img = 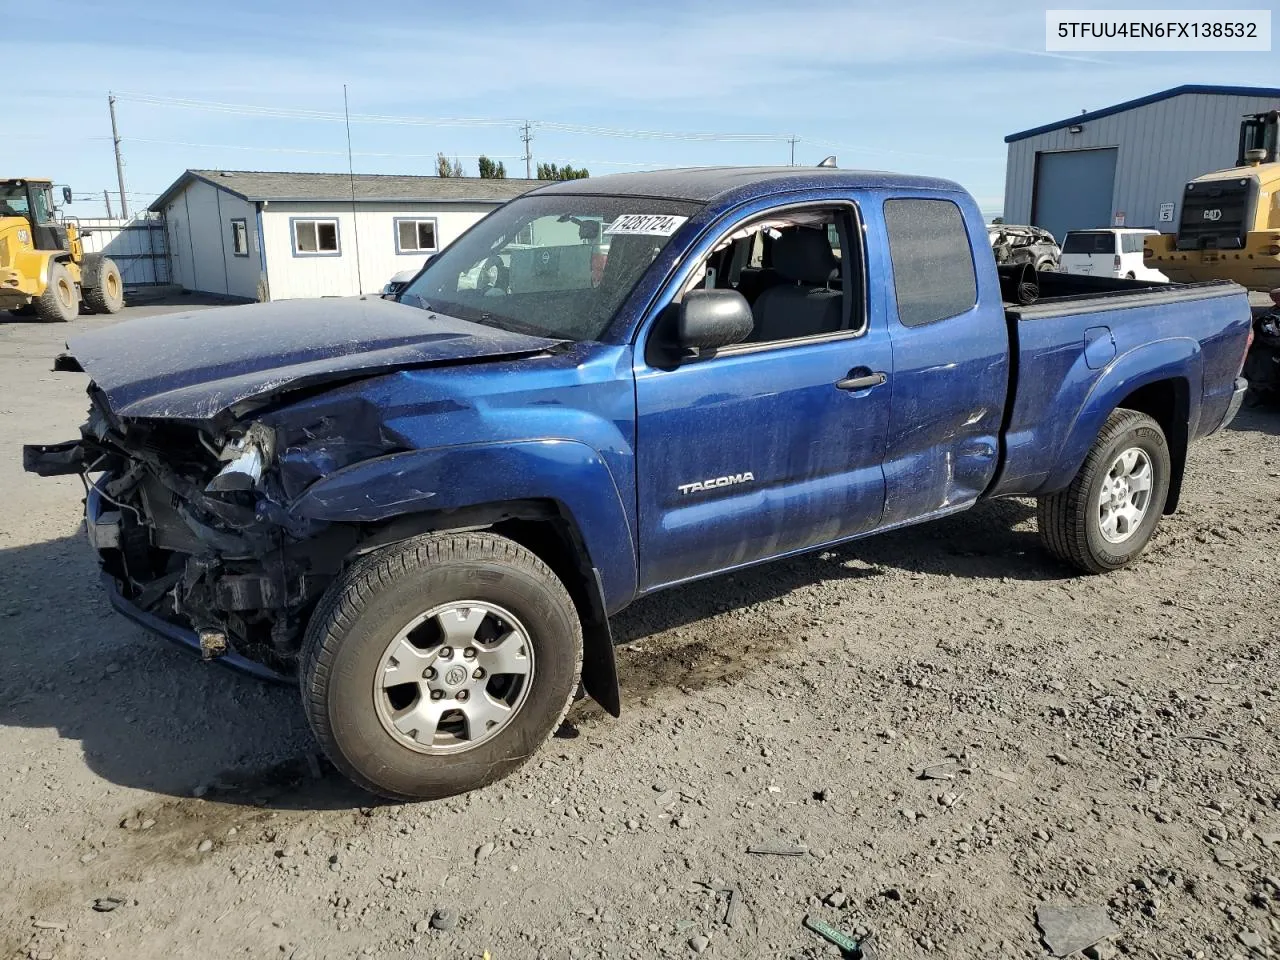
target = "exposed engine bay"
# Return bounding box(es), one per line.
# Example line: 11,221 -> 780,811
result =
24,386 -> 407,676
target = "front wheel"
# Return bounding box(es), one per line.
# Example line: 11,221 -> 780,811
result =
34,262 -> 79,322
300,532 -> 583,801
1037,409 -> 1171,573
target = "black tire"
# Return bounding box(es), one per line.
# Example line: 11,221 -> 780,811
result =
33,261 -> 79,322
1037,260 -> 1057,273
7,304 -> 35,317
1037,409 -> 1171,574
300,532 -> 583,801
83,256 -> 125,314
1125,271 -> 1136,280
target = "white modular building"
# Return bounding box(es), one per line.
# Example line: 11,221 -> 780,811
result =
1003,84 -> 1280,244
149,170 -> 543,301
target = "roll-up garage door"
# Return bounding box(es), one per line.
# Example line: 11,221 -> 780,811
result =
1032,147 -> 1118,245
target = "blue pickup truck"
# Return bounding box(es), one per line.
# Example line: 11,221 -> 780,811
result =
25,168 -> 1251,800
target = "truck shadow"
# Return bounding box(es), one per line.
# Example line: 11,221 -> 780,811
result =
610,496 -> 1063,701
1229,403 -> 1280,436
0,498 -> 1063,811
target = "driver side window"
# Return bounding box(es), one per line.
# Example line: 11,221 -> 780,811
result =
678,206 -> 862,347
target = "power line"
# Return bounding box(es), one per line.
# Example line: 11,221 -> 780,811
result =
115,92 -> 794,144
110,90 -> 995,166
113,137 -> 524,161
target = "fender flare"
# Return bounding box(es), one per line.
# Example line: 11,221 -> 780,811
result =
1043,337 -> 1199,497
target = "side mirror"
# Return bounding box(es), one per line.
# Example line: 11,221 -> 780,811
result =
62,186 -> 73,205
676,289 -> 754,351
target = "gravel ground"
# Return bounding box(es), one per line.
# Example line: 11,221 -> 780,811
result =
2,303 -> 1278,960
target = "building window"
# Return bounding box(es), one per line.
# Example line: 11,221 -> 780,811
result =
395,218 -> 438,254
230,218 -> 249,257
883,198 -> 977,328
292,218 -> 340,256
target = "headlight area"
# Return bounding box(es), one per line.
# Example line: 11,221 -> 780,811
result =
80,415 -> 361,675
81,400 -> 408,675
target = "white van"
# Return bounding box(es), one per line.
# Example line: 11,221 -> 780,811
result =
1059,229 -> 1169,281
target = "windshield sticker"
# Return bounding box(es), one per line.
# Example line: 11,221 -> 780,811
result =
604,214 -> 688,237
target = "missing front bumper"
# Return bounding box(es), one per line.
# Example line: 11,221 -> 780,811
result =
86,483 -> 289,684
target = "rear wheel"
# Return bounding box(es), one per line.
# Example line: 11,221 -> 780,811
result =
83,257 -> 125,314
1037,260 -> 1056,273
300,532 -> 583,801
1037,409 -> 1171,573
33,262 -> 78,322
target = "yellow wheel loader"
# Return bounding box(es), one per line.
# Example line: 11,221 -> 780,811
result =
0,178 -> 124,322
1145,110 -> 1280,291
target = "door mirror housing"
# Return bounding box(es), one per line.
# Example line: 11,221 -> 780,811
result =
61,186 -> 73,205
676,289 -> 754,352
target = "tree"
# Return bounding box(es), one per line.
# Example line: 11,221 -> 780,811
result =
536,162 -> 590,181
436,153 -> 466,178
478,156 -> 507,179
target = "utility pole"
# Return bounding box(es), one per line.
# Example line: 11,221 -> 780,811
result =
521,122 -> 534,179
108,94 -> 129,219
789,136 -> 797,166
103,190 -> 114,219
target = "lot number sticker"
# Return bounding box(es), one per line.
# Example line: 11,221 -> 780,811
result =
605,214 -> 688,237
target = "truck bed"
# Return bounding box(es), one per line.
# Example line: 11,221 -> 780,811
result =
990,277 -> 1251,499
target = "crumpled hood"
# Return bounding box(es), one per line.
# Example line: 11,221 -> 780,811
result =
66,297 -> 559,420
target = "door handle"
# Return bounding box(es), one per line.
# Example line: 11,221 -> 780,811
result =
835,370 -> 887,391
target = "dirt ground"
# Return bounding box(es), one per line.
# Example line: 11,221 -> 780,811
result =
1,301 -> 1278,960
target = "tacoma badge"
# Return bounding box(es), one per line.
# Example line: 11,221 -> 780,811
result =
677,472 -> 755,495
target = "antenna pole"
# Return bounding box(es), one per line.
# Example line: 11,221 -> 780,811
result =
108,94 -> 129,219
521,122 -> 534,179
344,84 -> 364,296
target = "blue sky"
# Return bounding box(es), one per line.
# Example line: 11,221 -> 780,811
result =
12,0 -> 1277,219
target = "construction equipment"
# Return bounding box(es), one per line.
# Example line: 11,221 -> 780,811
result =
1145,110 -> 1280,291
0,178 -> 124,322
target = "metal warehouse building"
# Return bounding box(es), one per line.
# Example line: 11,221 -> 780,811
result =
149,170 -> 541,301
1003,84 -> 1280,244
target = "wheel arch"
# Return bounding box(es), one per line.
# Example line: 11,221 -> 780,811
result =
290,436 -> 636,718
1042,339 -> 1200,509
345,497 -> 622,719
1113,378 -> 1190,513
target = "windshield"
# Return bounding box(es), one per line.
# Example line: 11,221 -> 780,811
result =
401,194 -> 703,341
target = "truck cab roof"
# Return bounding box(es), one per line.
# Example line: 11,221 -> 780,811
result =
532,166 -> 964,204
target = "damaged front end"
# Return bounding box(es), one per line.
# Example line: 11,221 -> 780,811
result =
24,388 -> 401,680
